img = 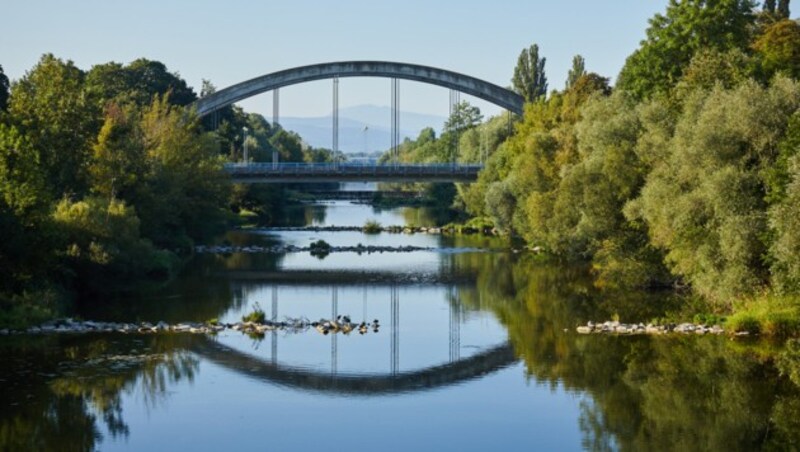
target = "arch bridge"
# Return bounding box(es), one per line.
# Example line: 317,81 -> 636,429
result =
194,61 -> 523,183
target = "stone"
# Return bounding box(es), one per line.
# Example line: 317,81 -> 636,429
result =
576,326 -> 592,334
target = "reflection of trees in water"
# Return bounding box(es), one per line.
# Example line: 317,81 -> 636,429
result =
455,253 -> 800,450
0,334 -> 198,451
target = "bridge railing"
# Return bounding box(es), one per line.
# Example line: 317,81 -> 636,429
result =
223,162 -> 484,175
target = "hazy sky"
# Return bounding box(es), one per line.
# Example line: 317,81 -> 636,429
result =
2,0 -> 669,119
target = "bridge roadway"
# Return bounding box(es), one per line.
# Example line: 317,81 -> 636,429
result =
224,162 -> 482,183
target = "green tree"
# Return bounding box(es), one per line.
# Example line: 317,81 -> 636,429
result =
617,0 -> 758,99
630,78 -> 800,303
753,19 -> 800,80
676,48 -> 753,94
268,129 -> 305,162
0,65 -> 9,113
565,55 -> 586,90
444,101 -> 483,135
136,97 -> 231,250
85,59 -> 197,109
0,124 -> 54,292
90,103 -> 147,201
8,54 -> 100,195
778,0 -> 791,17
769,113 -> 800,292
512,44 -> 548,102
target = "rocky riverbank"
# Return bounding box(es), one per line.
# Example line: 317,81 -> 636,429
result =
576,321 -> 731,336
0,317 -> 379,337
254,225 -> 498,235
195,244 -> 434,254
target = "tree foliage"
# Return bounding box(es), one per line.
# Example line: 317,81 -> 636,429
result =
753,19 -> 800,80
630,78 -> 800,302
8,54 -> 101,196
512,44 -> 548,102
0,65 -> 9,113
617,0 -> 758,99
566,55 -> 586,90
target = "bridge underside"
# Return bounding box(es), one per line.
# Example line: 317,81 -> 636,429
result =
225,164 -> 481,184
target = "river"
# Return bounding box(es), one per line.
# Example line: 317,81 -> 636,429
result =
1,198 -> 800,451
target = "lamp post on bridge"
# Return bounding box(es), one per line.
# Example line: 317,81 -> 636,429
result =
242,126 -> 249,163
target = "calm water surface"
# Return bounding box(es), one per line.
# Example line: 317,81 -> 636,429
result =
2,199 -> 800,451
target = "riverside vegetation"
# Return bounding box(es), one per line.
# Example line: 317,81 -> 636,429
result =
2,0 -> 800,341
386,0 -> 800,340
0,57 -> 338,327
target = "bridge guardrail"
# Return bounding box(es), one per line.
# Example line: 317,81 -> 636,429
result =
223,162 -> 483,175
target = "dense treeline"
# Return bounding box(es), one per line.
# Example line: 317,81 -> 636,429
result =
396,1 -> 800,332
0,55 -> 334,326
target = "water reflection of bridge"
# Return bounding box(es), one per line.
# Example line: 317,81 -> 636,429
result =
200,275 -> 515,395
193,336 -> 515,396
220,269 -> 476,286
245,285 -> 468,376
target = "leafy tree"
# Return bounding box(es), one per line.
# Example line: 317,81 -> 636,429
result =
617,0 -> 758,99
0,124 -> 54,292
753,19 -> 800,80
565,55 -> 586,90
444,101 -> 483,134
268,129 -> 304,162
778,0 -> 791,17
0,65 -> 9,113
85,59 -> 197,108
629,78 -> 800,303
8,54 -> 101,196
769,113 -> 800,292
90,103 -> 147,201
512,44 -> 548,102
765,0 -> 777,12
133,96 -> 230,250
676,48 -> 754,94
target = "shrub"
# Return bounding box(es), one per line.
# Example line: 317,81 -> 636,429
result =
363,220 -> 382,234
242,302 -> 266,323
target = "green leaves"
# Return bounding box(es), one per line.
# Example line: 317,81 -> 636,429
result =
512,44 -> 548,102
617,0 -> 758,99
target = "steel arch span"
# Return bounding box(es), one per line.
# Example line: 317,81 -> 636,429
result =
193,61 -> 525,116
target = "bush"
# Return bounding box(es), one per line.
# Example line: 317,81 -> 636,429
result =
727,294 -> 800,338
242,302 -> 266,323
363,220 -> 382,234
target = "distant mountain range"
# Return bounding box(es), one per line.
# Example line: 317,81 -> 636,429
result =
278,105 -> 446,153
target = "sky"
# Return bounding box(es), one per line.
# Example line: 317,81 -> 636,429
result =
2,0 -> 669,120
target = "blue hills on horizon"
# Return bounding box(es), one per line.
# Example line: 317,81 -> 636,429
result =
277,104 -> 446,153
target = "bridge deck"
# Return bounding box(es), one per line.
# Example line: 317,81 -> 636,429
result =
224,163 -> 482,183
